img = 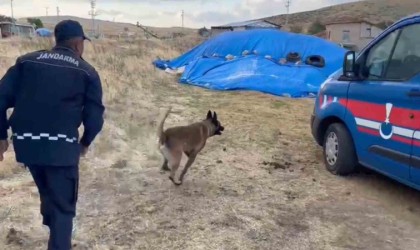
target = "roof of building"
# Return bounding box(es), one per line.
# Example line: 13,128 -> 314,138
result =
211,19 -> 281,29
0,22 -> 35,28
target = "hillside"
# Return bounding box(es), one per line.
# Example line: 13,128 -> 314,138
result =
17,15 -> 197,38
263,0 -> 420,31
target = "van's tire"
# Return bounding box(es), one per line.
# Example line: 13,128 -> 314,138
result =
322,123 -> 358,175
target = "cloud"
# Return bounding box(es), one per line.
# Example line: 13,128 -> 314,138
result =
96,9 -> 123,16
45,0 -> 223,4
187,1 -> 251,26
2,0 -> 361,28
187,0 -> 361,27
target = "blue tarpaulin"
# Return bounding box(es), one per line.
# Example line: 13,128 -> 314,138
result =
153,29 -> 347,98
36,28 -> 53,37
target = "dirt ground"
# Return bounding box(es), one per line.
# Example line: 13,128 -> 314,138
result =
1,38 -> 420,250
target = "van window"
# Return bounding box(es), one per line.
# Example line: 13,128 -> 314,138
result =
364,29 -> 399,80
385,24 -> 420,80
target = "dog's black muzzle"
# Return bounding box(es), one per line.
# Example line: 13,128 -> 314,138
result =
215,126 -> 224,135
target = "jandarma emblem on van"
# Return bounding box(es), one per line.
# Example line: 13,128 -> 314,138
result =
36,53 -> 80,67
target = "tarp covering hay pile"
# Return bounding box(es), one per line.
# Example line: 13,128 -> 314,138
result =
153,29 -> 347,98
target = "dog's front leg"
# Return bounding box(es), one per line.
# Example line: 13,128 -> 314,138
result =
179,154 -> 197,183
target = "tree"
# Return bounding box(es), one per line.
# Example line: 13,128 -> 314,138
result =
27,18 -> 44,29
0,15 -> 15,23
290,25 -> 303,33
308,20 -> 326,35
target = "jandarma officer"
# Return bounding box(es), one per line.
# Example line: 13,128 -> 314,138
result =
0,20 -> 105,249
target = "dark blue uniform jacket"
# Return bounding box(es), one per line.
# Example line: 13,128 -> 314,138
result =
0,46 -> 105,166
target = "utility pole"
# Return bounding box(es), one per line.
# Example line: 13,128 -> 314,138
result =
285,0 -> 291,26
88,0 -> 98,35
56,6 -> 60,23
181,10 -> 184,28
10,0 -> 14,22
10,0 -> 15,35
45,7 -> 49,16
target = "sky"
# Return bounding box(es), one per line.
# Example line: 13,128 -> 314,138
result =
1,0 -> 360,28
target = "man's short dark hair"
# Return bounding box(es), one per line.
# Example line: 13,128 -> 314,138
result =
56,37 -> 84,47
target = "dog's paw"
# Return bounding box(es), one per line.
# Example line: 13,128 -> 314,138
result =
161,167 -> 170,172
169,176 -> 182,186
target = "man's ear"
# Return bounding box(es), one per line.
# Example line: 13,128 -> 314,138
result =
75,40 -> 84,57
207,110 -> 212,120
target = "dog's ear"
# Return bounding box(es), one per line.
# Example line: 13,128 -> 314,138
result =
213,111 -> 218,121
207,110 -> 212,120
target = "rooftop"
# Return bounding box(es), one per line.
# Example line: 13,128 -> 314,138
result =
0,22 -> 35,28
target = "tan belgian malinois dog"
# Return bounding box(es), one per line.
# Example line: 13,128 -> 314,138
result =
157,107 -> 224,185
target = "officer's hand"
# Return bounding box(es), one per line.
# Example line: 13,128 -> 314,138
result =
0,140 -> 9,161
81,146 -> 89,157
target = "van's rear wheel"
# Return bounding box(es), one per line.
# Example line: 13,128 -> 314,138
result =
323,123 -> 357,175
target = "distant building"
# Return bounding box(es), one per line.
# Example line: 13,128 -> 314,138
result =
198,27 -> 210,37
210,20 -> 281,36
0,22 -> 35,38
324,18 -> 383,51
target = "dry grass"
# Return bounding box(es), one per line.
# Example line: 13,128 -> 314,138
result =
1,36 -> 420,250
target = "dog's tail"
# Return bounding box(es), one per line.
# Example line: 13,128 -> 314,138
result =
157,106 -> 172,144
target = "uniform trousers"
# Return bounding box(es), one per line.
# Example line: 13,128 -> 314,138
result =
27,165 -> 79,250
